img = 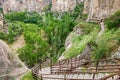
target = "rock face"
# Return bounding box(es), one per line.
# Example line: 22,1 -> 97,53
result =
83,0 -> 120,20
52,0 -> 83,12
0,0 -> 84,13
59,25 -> 83,60
112,47 -> 120,59
0,13 -> 3,30
0,40 -> 28,79
0,0 -> 51,13
65,25 -> 83,51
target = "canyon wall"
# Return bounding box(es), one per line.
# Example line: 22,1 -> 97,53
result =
0,0 -> 84,13
0,40 -> 28,79
0,0 -> 52,13
52,0 -> 83,12
83,0 -> 120,20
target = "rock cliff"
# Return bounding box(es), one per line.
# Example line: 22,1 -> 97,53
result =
83,0 -> 120,20
0,0 -> 84,13
52,0 -> 83,12
0,12 -> 3,30
0,40 -> 28,79
0,0 -> 51,13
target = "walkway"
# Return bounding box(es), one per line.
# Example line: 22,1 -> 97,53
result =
32,56 -> 120,80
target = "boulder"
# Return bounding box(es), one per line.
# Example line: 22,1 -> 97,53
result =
0,40 -> 29,80
112,47 -> 120,59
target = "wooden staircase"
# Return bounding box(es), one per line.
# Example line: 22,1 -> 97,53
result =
32,56 -> 120,80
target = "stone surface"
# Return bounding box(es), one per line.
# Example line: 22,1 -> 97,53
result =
65,25 -> 83,51
0,13 -> 3,30
83,0 -> 120,20
0,0 -> 84,13
112,47 -> 120,59
59,24 -> 92,61
52,0 -> 83,12
0,0 -> 52,13
0,40 -> 28,79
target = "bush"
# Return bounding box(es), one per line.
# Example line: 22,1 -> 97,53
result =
7,22 -> 24,43
72,2 -> 84,19
4,11 -> 42,24
4,12 -> 26,21
105,10 -> 120,29
0,32 -> 7,40
0,7 -> 3,13
21,72 -> 34,80
24,11 -> 42,23
18,24 -> 49,67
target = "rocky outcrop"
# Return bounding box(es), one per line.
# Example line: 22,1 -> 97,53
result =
0,13 -> 3,30
0,40 -> 28,79
112,47 -> 120,59
1,0 -> 51,14
83,0 -> 120,20
65,25 -> 83,51
0,0 -> 84,13
52,0 -> 83,12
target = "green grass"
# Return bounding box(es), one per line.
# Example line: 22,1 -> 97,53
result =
21,72 -> 34,80
105,10 -> 120,29
63,22 -> 100,59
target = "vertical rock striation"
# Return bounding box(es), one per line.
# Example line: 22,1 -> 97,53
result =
83,0 -> 120,20
52,0 -> 83,12
0,0 -> 52,13
0,40 -> 29,79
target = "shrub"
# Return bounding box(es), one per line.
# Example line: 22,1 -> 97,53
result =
4,11 -> 42,24
4,12 -> 26,21
7,22 -> 24,43
21,72 -> 34,80
105,10 -> 120,29
72,2 -> 84,19
24,11 -> 42,23
0,32 -> 7,40
0,7 -> 3,13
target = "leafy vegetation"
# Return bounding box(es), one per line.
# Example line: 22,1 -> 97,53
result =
72,2 -> 84,20
90,10 -> 120,60
2,9 -> 77,66
91,28 -> 120,60
4,11 -> 42,24
0,7 -> 3,13
18,24 -> 48,67
92,10 -> 120,60
105,10 -> 120,29
3,2 -> 120,66
21,72 -> 34,80
64,22 -> 100,58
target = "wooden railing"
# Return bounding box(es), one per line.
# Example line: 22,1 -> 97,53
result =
32,58 -> 120,80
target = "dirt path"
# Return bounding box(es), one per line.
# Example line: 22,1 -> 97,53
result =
10,35 -> 26,53
98,22 -> 105,37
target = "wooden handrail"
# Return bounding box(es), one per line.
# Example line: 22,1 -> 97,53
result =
32,57 -> 120,80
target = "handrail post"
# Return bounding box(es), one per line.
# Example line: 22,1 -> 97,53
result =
71,58 -> 72,70
59,61 -> 61,73
64,73 -> 66,80
39,61 -> 41,70
50,58 -> 52,74
93,61 -> 99,79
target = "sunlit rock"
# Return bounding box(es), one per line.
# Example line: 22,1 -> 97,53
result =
0,40 -> 29,80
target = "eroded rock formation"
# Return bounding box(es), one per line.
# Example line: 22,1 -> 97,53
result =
0,40 -> 28,79
0,0 -> 51,13
83,0 -> 120,20
52,0 -> 83,12
0,12 -> 3,30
